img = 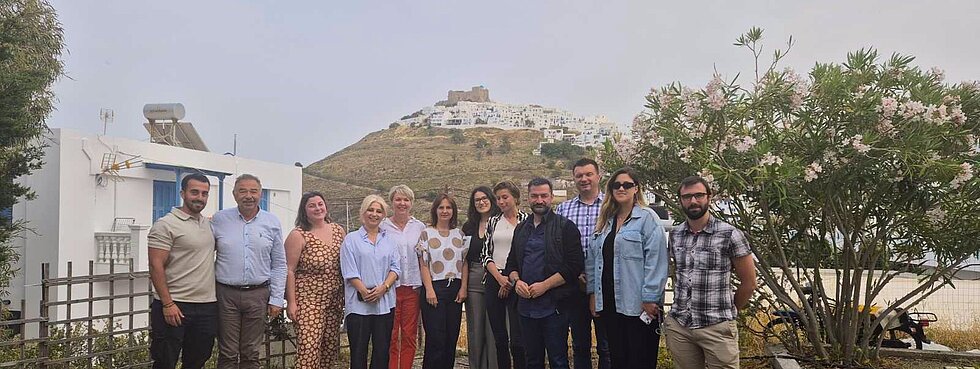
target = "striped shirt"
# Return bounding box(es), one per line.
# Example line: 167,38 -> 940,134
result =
668,216 -> 752,328
555,192 -> 604,253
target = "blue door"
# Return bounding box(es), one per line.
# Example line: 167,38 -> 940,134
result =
260,189 -> 270,211
153,181 -> 177,222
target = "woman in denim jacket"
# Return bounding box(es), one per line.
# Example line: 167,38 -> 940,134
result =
585,167 -> 669,369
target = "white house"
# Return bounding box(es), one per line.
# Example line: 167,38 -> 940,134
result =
7,127 -> 302,334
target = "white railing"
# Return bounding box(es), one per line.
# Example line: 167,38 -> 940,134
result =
95,232 -> 132,264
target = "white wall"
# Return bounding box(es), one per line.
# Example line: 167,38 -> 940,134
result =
10,137 -> 61,322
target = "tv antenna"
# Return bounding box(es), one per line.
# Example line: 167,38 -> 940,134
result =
100,108 -> 115,135
99,149 -> 144,183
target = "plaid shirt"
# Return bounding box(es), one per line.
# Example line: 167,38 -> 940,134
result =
669,215 -> 752,328
555,192 -> 604,253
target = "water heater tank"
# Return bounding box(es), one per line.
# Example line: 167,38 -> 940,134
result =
143,103 -> 186,121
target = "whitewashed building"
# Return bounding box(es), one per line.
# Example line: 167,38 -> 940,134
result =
7,125 -> 302,333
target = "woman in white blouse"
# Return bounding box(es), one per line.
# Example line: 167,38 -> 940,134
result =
481,181 -> 529,369
418,193 -> 468,369
380,185 -> 427,369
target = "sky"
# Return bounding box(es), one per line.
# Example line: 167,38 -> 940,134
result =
47,1 -> 980,165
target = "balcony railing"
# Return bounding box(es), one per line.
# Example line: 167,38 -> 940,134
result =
95,232 -> 132,264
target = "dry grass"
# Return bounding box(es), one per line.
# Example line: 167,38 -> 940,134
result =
303,126 -> 568,227
927,323 -> 980,351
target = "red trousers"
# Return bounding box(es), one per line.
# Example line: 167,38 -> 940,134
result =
389,286 -> 420,369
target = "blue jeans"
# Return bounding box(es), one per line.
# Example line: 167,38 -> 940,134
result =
520,309 -> 570,369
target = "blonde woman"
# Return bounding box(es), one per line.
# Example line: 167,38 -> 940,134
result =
341,195 -> 400,369
380,185 -> 426,369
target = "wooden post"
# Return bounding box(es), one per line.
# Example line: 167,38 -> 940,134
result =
128,259 -> 136,366
88,261 -> 95,369
107,259 -> 116,368
66,261 -> 73,366
39,263 -> 50,369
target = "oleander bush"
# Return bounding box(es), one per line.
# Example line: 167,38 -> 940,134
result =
603,27 -> 980,365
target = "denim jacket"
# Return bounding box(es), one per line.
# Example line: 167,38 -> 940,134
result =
585,205 -> 669,316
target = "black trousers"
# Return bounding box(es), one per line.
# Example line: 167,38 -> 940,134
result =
346,311 -> 395,369
568,289 -> 611,369
150,299 -> 218,369
600,311 -> 661,369
420,279 -> 464,369
485,276 -> 526,369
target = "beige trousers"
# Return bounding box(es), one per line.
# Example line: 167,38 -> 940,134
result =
664,315 -> 739,369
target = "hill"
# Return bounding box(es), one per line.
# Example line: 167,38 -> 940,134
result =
302,126 -> 581,227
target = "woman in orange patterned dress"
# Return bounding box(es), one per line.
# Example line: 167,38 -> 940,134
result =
285,191 -> 347,369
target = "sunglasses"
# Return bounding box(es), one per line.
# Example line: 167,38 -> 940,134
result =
611,181 -> 637,190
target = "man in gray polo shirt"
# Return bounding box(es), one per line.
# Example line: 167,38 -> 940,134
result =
148,173 -> 218,369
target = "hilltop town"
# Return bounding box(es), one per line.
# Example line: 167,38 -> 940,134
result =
393,86 -> 620,149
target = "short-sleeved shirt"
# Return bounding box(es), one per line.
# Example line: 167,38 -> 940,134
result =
668,216 -> 752,328
417,227 -> 467,281
518,223 -> 555,318
147,207 -> 216,303
380,217 -> 426,288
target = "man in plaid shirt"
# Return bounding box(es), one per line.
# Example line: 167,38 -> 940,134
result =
555,158 -> 610,369
665,176 -> 756,369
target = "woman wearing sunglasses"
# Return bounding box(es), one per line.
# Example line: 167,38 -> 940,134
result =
585,167 -> 669,369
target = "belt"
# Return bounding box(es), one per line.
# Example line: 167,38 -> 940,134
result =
219,281 -> 270,290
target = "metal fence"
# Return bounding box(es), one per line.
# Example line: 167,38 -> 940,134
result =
0,260 -> 298,369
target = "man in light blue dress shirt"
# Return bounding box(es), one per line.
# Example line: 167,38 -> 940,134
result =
211,174 -> 287,369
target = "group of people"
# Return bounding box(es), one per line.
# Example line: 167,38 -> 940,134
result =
148,157 -> 757,369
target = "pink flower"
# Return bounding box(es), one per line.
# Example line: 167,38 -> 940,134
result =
614,136 -> 638,164
950,105 -> 967,125
950,162 -> 974,190
804,162 -> 823,182
823,150 -> 840,167
733,136 -> 757,153
785,68 -> 810,111
878,97 -> 899,117
647,131 -> 665,148
698,168 -> 715,184
707,91 -> 726,111
706,75 -> 725,93
760,152 -> 783,166
876,119 -> 895,136
900,101 -> 926,119
929,67 -> 945,82
683,98 -> 703,119
849,134 -> 871,154
678,147 -> 693,163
